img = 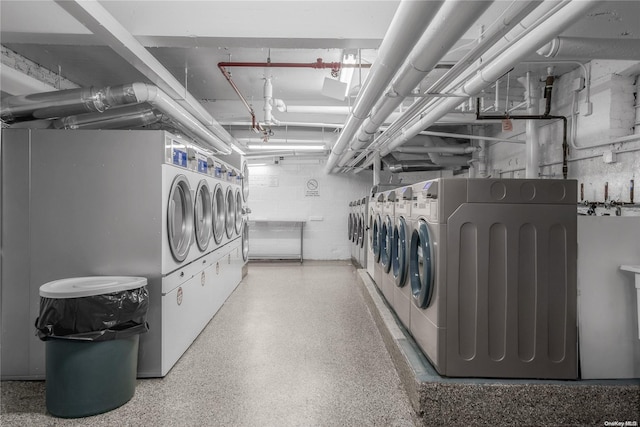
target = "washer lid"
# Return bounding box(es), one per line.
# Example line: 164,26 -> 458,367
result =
39,276 -> 147,298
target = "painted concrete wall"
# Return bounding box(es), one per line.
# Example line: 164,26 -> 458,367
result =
486,60 -> 640,207
248,159 -> 372,260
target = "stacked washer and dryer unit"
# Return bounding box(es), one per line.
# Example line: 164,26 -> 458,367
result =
376,178 -> 578,379
1,129 -> 245,380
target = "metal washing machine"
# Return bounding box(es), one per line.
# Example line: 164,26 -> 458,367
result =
348,201 -> 356,264
380,190 -> 396,307
392,185 -> 412,330
408,178 -> 577,379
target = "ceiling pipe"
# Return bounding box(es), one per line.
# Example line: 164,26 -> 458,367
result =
54,0 -> 236,151
345,0 -> 550,172
378,0 -> 602,160
53,103 -> 161,130
422,136 -> 472,166
218,58 -> 371,73
323,0 -> 445,174
0,82 -> 233,154
381,154 -> 444,173
537,36 -> 640,60
338,0 -> 494,169
395,146 -> 477,155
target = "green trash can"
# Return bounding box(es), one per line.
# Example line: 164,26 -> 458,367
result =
36,276 -> 149,418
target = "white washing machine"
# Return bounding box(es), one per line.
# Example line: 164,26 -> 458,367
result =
240,160 -> 250,277
392,185 -> 412,330
407,178 -> 578,379
366,193 -> 380,281
380,190 -> 396,307
0,129 -> 246,380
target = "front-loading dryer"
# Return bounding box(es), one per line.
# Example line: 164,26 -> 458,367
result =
392,185 -> 412,330
357,197 -> 368,269
366,192 -> 378,279
372,193 -> 385,290
380,190 -> 396,307
408,178 -> 578,379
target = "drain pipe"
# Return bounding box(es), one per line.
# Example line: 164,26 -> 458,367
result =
373,152 -> 381,187
339,0 -> 494,168
323,0 -> 445,174
378,0 -> 600,166
477,127 -> 488,178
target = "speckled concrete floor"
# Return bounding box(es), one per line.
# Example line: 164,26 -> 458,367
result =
1,261 -> 417,426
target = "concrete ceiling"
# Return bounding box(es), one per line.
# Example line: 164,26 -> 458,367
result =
2,0 -> 640,165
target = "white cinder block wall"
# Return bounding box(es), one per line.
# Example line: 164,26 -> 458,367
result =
248,160 -> 372,260
487,59 -> 640,203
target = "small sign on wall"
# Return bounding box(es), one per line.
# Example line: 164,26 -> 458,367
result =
305,178 -> 320,198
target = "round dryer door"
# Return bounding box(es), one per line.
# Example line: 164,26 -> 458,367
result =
212,184 -> 225,244
235,189 -> 243,235
241,161 -> 249,202
194,180 -> 212,252
381,215 -> 393,273
410,219 -> 435,308
167,175 -> 194,262
393,216 -> 409,287
348,213 -> 354,241
225,187 -> 235,238
372,214 -> 381,263
358,215 -> 364,248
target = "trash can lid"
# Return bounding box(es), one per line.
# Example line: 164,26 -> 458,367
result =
39,276 -> 147,299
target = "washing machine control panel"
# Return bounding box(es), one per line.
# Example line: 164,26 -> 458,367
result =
414,180 -> 439,222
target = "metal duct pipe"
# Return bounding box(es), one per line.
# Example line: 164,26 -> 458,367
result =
537,36 -> 640,60
381,155 -> 443,173
343,0 -> 493,168
323,0 -> 445,173
395,145 -> 477,154
1,87 -> 106,121
379,0 -> 601,158
1,82 -> 232,154
53,103 -> 160,130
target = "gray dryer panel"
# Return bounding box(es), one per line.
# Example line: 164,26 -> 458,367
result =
444,201 -> 577,379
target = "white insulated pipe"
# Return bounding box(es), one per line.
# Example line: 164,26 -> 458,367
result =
537,36 -> 640,60
130,83 -> 232,154
380,0 -> 602,158
323,0 -> 445,174
282,105 -> 351,115
395,146 -> 477,155
342,0 -> 494,168
518,72 -> 541,178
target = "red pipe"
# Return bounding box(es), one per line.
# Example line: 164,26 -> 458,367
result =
217,58 -> 371,133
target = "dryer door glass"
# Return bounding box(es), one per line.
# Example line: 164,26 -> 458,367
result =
393,216 -> 408,287
381,216 -> 393,273
194,180 -> 212,252
241,161 -> 249,202
212,185 -> 225,244
410,220 -> 434,308
225,187 -> 235,238
373,215 -> 381,262
358,215 -> 364,248
348,213 -> 353,241
242,220 -> 249,262
168,175 -> 194,262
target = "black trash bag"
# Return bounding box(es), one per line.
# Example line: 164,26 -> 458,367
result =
35,286 -> 149,341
